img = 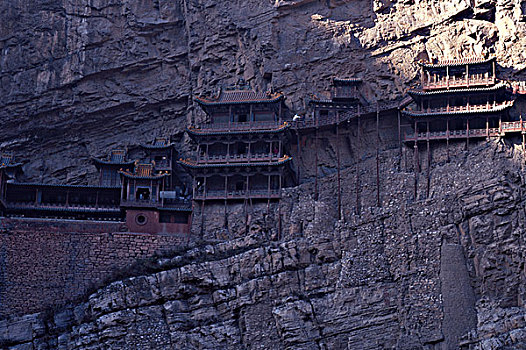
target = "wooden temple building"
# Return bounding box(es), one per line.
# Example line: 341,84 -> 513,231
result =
0,143 -> 192,234
180,85 -> 294,206
300,78 -> 364,129
402,56 -> 515,142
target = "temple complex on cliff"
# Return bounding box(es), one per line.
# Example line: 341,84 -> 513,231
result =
0,59 -> 525,235
180,84 -> 294,206
0,141 -> 191,234
402,56 -> 516,142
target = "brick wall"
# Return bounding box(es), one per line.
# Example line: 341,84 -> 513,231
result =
0,218 -> 192,318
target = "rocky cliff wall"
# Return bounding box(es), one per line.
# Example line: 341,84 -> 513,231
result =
1,0 -> 526,183
2,0 -> 526,348
0,218 -> 191,319
2,138 -> 526,349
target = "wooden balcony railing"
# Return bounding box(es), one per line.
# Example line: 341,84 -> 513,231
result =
407,101 -> 513,116
194,121 -> 283,132
154,160 -> 172,169
194,189 -> 281,200
6,202 -> 121,212
422,75 -> 495,90
197,153 -> 281,164
403,121 -> 526,142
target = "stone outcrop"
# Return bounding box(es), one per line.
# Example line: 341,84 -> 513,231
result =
2,138 -> 526,348
2,0 -> 526,348
1,0 -> 526,183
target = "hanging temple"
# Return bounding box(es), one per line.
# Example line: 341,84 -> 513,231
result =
1,56 -> 526,235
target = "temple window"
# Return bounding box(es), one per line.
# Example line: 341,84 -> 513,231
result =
136,187 -> 150,201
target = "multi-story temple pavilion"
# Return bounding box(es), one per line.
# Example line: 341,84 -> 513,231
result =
402,56 -> 515,142
92,149 -> 134,187
179,85 -> 293,203
300,78 -> 363,129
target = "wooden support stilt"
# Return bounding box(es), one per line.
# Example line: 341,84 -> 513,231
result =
398,109 -> 402,170
521,114 -> 525,151
426,122 -> 430,199
376,104 -> 380,207
336,121 -> 342,219
486,117 -> 489,141
296,129 -> 301,184
466,118 -> 470,149
244,174 -> 249,233
446,118 -> 450,162
200,199 -> 205,238
356,107 -> 361,214
314,115 -> 319,201
224,176 -> 228,231
414,140 -> 418,201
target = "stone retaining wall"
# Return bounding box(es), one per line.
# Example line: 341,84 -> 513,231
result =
0,218 -> 191,318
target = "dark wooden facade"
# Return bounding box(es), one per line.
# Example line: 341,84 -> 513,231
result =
0,142 -> 191,234
180,86 -> 293,202
402,56 -> 515,142
299,78 -> 364,129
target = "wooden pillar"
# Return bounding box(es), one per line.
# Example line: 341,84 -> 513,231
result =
398,109 -> 402,169
446,118 -> 450,162
486,117 -> 489,140
200,199 -> 205,238
296,130 -> 301,183
446,66 -> 450,89
336,122 -> 342,219
466,118 -> 470,149
492,60 -> 496,79
376,104 -> 380,207
356,106 -> 361,214
414,140 -> 418,201
314,125 -> 319,201
268,174 -> 271,197
426,121 -> 430,199
466,64 -> 469,87
121,178 -> 125,200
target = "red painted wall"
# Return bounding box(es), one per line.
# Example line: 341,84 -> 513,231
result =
126,209 -> 191,234
0,218 -> 191,318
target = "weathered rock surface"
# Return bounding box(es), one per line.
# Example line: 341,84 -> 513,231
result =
1,0 -> 526,183
1,139 -> 526,349
2,0 -> 526,349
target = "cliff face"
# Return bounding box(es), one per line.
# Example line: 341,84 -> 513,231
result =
1,0 -> 526,182
2,0 -> 526,349
2,139 -> 526,349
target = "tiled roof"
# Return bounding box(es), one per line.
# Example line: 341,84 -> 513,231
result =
120,163 -> 168,180
333,77 -> 362,84
186,123 -> 290,136
195,90 -> 284,106
419,56 -> 495,68
92,149 -> 133,166
8,182 -> 121,189
141,137 -> 174,150
408,82 -> 506,96
0,153 -> 22,169
178,155 -> 293,169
